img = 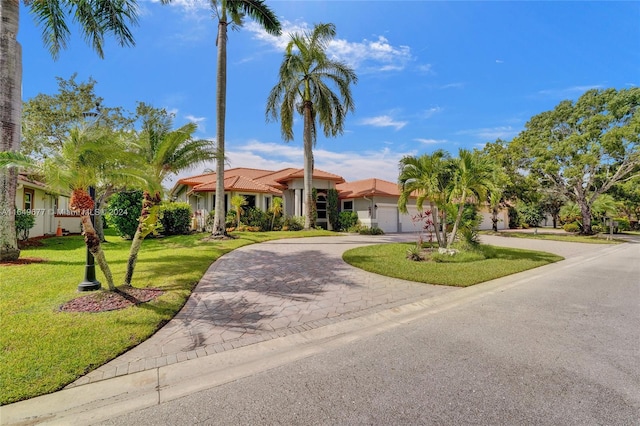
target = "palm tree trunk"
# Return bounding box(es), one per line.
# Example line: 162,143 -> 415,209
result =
448,191 -> 467,248
80,214 -> 115,290
0,0 -> 22,261
303,101 -> 314,230
428,202 -> 444,247
211,19 -> 228,237
123,191 -> 160,286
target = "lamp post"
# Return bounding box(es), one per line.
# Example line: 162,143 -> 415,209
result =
78,107 -> 101,291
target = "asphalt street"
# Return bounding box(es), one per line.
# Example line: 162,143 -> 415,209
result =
97,239 -> 640,425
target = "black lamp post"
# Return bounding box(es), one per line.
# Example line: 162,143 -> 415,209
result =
78,107 -> 101,291
78,186 -> 101,291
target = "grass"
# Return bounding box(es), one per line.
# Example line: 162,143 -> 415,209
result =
343,243 -> 563,287
482,230 -> 623,244
0,228 -> 333,405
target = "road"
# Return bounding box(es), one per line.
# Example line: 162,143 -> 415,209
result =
97,239 -> 640,425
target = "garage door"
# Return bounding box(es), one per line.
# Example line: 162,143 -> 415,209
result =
376,206 -> 398,233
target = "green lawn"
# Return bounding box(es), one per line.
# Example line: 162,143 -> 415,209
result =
482,230 -> 622,244
0,229 -> 333,405
343,243 -> 563,287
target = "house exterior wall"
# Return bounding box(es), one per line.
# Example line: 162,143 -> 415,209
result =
15,182 -> 81,238
478,206 -> 510,230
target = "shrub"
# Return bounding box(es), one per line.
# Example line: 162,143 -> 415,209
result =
517,202 -> 544,227
591,224 -> 603,234
327,189 -> 339,230
406,245 -> 424,261
159,202 -> 192,235
615,218 -> 630,232
15,210 -> 36,241
106,190 -> 143,239
338,211 -> 359,231
282,215 -> 304,231
563,222 -> 580,233
244,207 -> 271,231
355,225 -> 384,235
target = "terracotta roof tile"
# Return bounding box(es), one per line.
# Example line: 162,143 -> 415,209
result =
274,168 -> 345,184
336,178 -> 405,198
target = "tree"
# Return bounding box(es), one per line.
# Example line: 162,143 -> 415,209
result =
269,196 -> 283,231
22,74 -> 132,158
447,149 -> 496,247
511,88 -> 640,234
210,0 -> 281,238
539,191 -> 566,228
266,23 -> 357,230
122,103 -> 215,286
230,194 -> 247,229
1,0 -> 140,260
610,175 -> 640,225
398,150 -> 452,248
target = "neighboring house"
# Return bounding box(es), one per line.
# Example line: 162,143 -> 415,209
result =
171,168 -> 509,232
15,173 -> 82,238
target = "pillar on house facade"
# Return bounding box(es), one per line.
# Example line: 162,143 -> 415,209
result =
294,189 -> 302,217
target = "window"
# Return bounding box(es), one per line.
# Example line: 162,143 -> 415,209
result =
316,194 -> 327,219
342,200 -> 353,211
23,189 -> 34,211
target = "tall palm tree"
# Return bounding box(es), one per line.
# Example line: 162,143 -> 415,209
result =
123,104 -> 215,286
398,150 -> 452,248
210,0 -> 281,237
266,23 -> 357,229
0,0 -> 140,261
447,149 -> 496,247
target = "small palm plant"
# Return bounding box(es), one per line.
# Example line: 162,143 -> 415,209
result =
230,195 -> 248,229
269,197 -> 283,231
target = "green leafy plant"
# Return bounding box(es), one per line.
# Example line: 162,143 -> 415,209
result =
338,211 -> 359,231
159,202 -> 191,235
563,222 -> 581,233
106,190 -> 143,239
15,210 -> 36,241
406,244 -> 424,261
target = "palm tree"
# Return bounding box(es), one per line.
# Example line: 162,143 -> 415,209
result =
123,104 -> 216,286
230,194 -> 247,229
210,0 -> 281,238
266,23 -> 357,230
447,149 -> 496,248
0,128 -> 132,289
269,196 -> 283,231
398,150 -> 452,248
0,0 -> 140,261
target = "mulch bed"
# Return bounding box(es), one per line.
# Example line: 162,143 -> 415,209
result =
0,257 -> 48,266
60,287 -> 164,313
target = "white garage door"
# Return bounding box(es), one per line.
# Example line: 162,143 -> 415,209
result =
376,206 -> 398,233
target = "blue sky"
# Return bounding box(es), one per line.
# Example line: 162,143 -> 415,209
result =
20,1 -> 640,185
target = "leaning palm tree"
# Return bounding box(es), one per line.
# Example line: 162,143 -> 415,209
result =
266,23 -> 357,229
0,0 -> 140,260
398,150 -> 452,248
209,0 -> 281,238
447,149 -> 496,248
123,104 -> 216,286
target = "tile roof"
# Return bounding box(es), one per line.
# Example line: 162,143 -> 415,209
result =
336,178 -> 405,198
176,167 -> 345,195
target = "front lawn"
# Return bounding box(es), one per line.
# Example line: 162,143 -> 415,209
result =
0,229 -> 333,405
483,230 -> 622,244
343,243 -> 563,287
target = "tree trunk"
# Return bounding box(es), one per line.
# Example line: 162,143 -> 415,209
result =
428,202 -> 444,248
123,191 -> 160,286
0,0 -> 21,261
579,200 -> 593,235
303,101 -> 314,230
80,214 -> 115,290
448,191 -> 467,248
211,19 -> 228,237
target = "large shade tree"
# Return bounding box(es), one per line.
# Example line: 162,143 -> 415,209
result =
0,0 -> 140,260
209,0 -> 281,237
266,23 -> 357,229
511,88 -> 640,234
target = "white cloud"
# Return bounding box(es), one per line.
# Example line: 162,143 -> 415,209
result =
246,20 -> 414,72
537,84 -> 604,98
438,82 -> 465,90
166,140 -> 415,186
457,126 -> 519,141
359,115 -> 408,130
421,107 -> 442,119
414,138 -> 446,145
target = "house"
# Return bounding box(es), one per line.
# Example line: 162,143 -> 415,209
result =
171,167 -> 509,233
15,173 -> 82,238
